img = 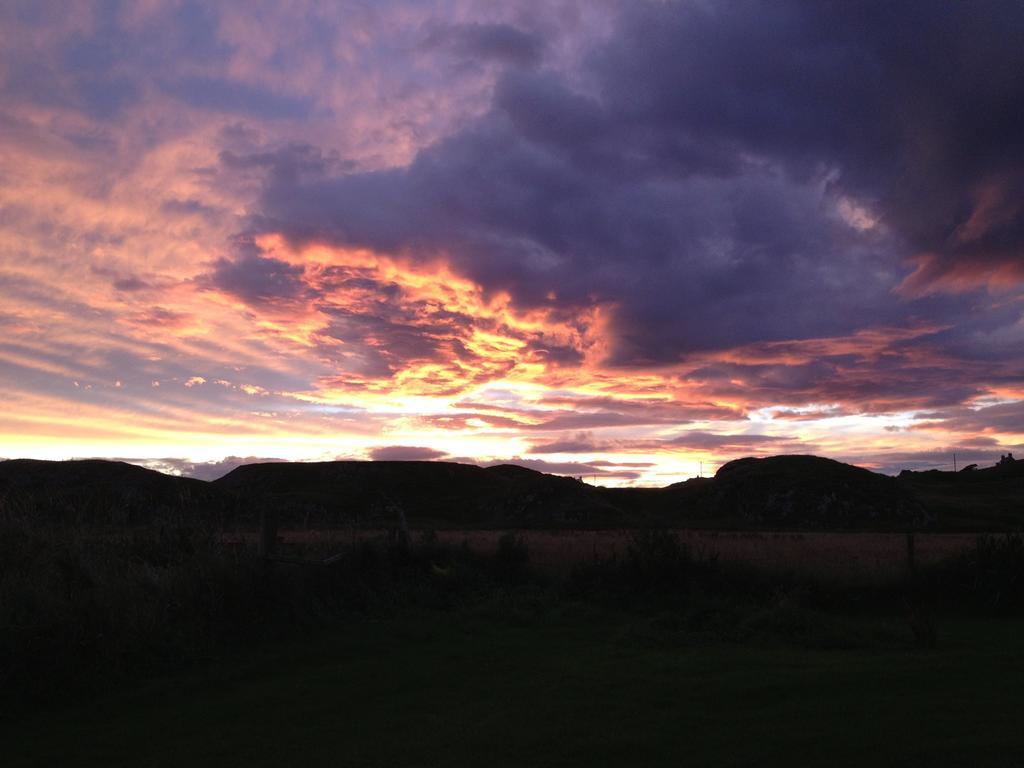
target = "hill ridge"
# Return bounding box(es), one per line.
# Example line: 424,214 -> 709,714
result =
2,454 -> 1021,530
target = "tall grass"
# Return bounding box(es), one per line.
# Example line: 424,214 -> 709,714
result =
3,513 -> 1021,720
920,533 -> 1024,613
565,529 -> 1023,649
0,511 -> 534,717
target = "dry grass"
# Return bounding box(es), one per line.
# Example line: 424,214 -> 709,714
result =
260,528 -> 978,585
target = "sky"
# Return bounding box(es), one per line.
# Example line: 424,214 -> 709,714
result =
1,0 -> 1022,486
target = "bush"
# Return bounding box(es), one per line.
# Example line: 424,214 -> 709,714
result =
493,532 -> 529,584
567,530 -> 720,603
922,533 -> 1024,613
0,516 -> 542,716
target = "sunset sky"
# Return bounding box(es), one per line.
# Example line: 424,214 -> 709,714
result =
1,1 -> 1022,485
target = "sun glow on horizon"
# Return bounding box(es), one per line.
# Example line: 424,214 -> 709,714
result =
2,226 -> 1020,485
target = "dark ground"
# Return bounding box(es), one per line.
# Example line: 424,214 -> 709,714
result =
4,606 -> 1023,768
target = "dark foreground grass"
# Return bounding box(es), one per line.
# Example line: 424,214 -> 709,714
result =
2,606 -> 1023,768
3,519 -> 1023,766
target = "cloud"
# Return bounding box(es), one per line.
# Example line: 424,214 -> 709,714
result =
528,429 -> 811,458
254,115 -> 902,367
369,445 -> 448,461
912,400 -> 1024,436
219,142 -> 339,184
162,75 -> 313,119
662,431 -> 794,451
0,1 -> 1022,488
160,198 -> 222,219
422,22 -> 545,67
487,457 -> 639,481
131,456 -> 287,482
592,1 -> 1024,294
113,275 -> 152,292
529,432 -> 603,454
207,242 -> 310,305
240,79 -> 894,379
232,0 -> 1022,383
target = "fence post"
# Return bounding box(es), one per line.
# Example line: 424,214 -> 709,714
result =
259,507 -> 279,561
905,530 -> 916,577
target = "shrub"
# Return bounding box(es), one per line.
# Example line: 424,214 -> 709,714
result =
0,516 -> 542,716
922,533 -> 1024,613
493,532 -> 529,584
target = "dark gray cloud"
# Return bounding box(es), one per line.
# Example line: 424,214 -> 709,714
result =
370,445 -> 448,461
254,114 -> 905,366
422,22 -> 545,67
529,429 -> 811,457
913,400 -> 1024,437
162,76 -> 313,119
661,431 -> 795,451
219,143 -> 342,184
208,240 -> 309,305
424,395 -> 742,436
229,0 -> 1022,403
134,456 -> 288,482
486,458 -> 640,481
683,358 -> 987,414
2,1 -> 232,120
531,411 -> 672,431
113,275 -> 152,292
592,1 -> 1024,289
536,395 -> 740,422
529,433 -> 603,454
160,198 -> 223,219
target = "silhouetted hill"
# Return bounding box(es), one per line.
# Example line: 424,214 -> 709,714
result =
2,454 -> 1021,530
897,459 -> 1024,529
0,459 -> 230,525
483,464 -> 622,525
597,477 -> 714,521
700,455 -> 928,529
214,460 -> 619,527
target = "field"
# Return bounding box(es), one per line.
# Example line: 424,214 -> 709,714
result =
266,528 -> 979,584
3,513 -> 1023,767
3,607 -> 1024,767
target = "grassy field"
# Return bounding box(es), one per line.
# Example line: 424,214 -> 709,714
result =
3,515 -> 1022,766
265,528 -> 979,584
3,606 -> 1023,767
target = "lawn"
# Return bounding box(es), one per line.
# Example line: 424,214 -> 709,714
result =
4,607 -> 1023,768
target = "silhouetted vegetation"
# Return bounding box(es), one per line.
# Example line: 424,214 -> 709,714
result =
6,502 -> 1023,722
920,533 -> 1024,613
0,509 -> 546,717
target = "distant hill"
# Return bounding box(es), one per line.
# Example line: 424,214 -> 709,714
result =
597,456 -> 934,529
0,459 -> 230,525
896,459 -> 1024,530
696,455 -> 928,528
214,460 -> 620,528
2,454 -> 1022,530
597,476 -> 714,521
